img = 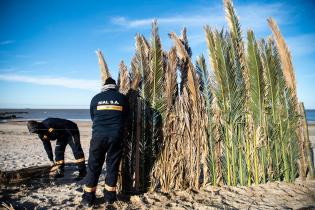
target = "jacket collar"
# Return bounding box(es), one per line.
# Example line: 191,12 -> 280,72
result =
101,84 -> 117,92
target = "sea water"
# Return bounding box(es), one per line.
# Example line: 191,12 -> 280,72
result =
306,110 -> 315,122
0,109 -> 91,121
1,109 -> 315,122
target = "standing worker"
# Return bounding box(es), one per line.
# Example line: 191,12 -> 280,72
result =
27,118 -> 86,180
81,77 -> 128,207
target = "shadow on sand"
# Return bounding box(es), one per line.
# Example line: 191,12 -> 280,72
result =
0,163 -> 85,209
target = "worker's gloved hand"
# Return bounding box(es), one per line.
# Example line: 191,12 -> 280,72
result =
50,163 -> 60,173
49,160 -> 55,166
49,163 -> 64,178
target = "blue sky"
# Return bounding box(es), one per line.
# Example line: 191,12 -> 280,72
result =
0,0 -> 314,109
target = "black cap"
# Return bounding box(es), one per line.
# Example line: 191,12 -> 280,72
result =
27,120 -> 40,133
104,77 -> 116,85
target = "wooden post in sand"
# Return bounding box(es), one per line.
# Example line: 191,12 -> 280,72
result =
135,99 -> 141,191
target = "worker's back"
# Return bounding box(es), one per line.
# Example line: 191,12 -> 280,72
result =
42,118 -> 77,129
90,88 -> 128,137
41,118 -> 78,136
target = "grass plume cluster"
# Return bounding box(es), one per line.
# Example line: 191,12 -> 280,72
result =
96,0 -> 314,192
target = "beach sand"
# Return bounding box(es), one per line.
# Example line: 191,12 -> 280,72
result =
0,121 -> 92,171
0,121 -> 315,209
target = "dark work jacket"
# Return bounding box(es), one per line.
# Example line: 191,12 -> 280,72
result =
90,87 -> 128,137
37,118 -> 79,161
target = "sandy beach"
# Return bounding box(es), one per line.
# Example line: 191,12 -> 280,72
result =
0,121 -> 92,171
0,121 -> 315,209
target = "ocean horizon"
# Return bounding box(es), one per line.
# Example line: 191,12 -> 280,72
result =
1,108 -> 315,122
0,109 -> 91,122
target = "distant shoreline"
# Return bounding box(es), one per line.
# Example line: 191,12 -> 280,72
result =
0,108 -> 314,124
1,118 -> 314,126
0,119 -> 92,123
309,121 -> 315,125
0,109 -> 91,122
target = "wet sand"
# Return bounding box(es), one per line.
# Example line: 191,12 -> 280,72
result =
0,121 -> 315,209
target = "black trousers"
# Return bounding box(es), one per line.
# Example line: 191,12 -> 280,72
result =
85,135 -> 123,189
55,132 -> 85,168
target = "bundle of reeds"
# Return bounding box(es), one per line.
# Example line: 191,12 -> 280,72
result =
96,0 -> 314,192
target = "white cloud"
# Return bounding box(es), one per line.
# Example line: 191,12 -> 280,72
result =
188,34 -> 206,47
236,3 -> 288,32
111,15 -> 222,28
285,34 -> 315,56
15,54 -> 30,58
33,61 -> 47,65
300,73 -> 315,79
0,68 -> 17,73
110,2 -> 288,32
0,40 -> 15,45
0,74 -> 100,91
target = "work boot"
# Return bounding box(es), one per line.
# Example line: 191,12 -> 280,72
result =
53,167 -> 64,178
104,189 -> 117,204
75,162 -> 87,181
81,191 -> 96,208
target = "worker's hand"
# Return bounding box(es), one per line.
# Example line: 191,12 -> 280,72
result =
50,163 -> 60,173
49,160 -> 55,166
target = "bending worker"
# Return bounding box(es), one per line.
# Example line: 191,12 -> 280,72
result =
81,77 -> 128,207
27,118 -> 86,180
